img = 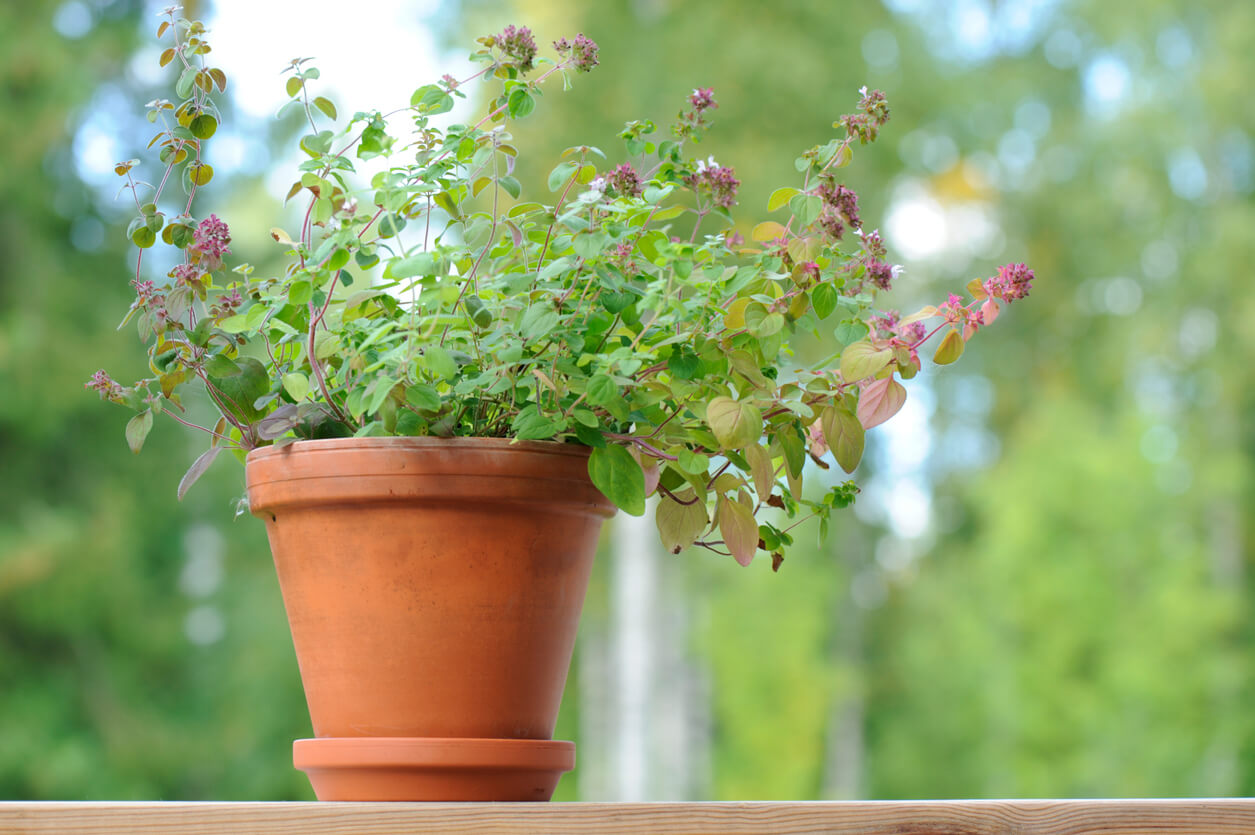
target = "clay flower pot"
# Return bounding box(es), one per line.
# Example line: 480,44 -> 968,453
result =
245,437 -> 615,801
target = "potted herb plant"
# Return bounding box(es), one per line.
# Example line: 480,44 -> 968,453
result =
89,11 -> 1034,801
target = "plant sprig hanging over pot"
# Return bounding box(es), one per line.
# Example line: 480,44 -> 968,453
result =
89,10 -> 1035,569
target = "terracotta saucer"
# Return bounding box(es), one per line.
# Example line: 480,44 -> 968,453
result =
293,737 -> 576,801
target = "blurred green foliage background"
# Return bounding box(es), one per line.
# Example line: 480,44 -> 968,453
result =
2,0 -> 1252,800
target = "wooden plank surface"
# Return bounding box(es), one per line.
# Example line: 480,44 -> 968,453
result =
2,800 -> 1254,834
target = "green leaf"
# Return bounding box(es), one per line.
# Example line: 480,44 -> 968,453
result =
547,161 -> 579,192
840,340 -> 893,382
588,444 -> 646,516
282,372 -> 310,402
189,114 -> 218,140
511,405 -> 567,440
208,357 -> 269,423
204,354 -> 240,377
423,344 -> 457,381
667,345 -> 701,380
366,376 -> 398,416
391,252 -> 437,279
177,445 -> 222,501
811,284 -> 838,320
744,443 -> 776,502
405,384 -> 441,412
777,428 -> 805,479
706,396 -> 763,450
755,312 -> 785,338
767,187 -> 801,212
125,410 -> 154,454
585,375 -> 619,406
289,280 -> 312,305
313,96 -> 337,120
499,175 -> 522,199
656,488 -> 709,554
821,406 -> 865,473
789,193 -> 823,227
538,255 -> 573,282
177,67 -> 197,98
717,495 -> 758,566
217,313 -> 251,334
677,449 -> 708,476
519,303 -> 560,341
933,329 -> 966,365
834,319 -> 870,345
507,87 -> 535,118
130,224 -> 156,249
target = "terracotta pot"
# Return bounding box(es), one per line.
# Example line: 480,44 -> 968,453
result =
245,437 -> 614,801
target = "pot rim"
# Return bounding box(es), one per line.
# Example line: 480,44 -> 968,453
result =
245,436 -> 592,464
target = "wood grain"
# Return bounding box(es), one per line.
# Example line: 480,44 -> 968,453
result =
1,799 -> 1254,834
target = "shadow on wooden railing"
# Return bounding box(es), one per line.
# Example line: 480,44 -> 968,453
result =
2,799 -> 1255,834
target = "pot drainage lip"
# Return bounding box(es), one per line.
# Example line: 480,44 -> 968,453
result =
294,737 -> 575,771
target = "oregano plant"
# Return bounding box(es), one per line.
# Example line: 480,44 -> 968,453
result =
90,11 -> 1035,569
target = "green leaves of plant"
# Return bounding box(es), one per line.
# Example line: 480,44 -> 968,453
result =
717,495 -> 758,566
707,396 -> 763,450
767,187 -> 801,212
589,443 -> 645,516
422,345 -> 457,381
548,160 -> 578,192
656,489 -> 708,554
207,356 -> 269,425
519,303 -> 560,340
839,340 -> 893,382
789,193 -> 823,227
934,329 -> 965,364
821,405 -> 865,473
811,284 -> 838,320
125,410 -> 154,454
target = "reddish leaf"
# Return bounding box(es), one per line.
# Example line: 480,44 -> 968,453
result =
717,495 -> 758,567
857,377 -> 907,430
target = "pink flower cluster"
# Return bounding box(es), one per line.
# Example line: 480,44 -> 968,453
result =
498,25 -> 537,71
686,157 -> 740,209
171,263 -> 206,292
191,214 -> 231,271
838,86 -> 891,144
986,262 -> 1034,302
607,161 -> 642,197
553,33 -> 599,73
85,369 -> 125,403
689,87 -> 716,113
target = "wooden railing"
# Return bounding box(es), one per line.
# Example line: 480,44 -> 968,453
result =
2,799 -> 1254,834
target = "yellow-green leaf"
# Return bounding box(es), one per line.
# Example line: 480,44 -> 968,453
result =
933,329 -> 965,365
821,405 -> 865,473
751,221 -> 788,243
656,489 -> 708,554
744,443 -> 776,502
125,409 -> 154,454
839,340 -> 893,382
717,495 -> 758,567
706,396 -> 763,450
313,96 -> 337,120
767,187 -> 800,212
282,372 -> 310,401
188,163 -> 214,186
